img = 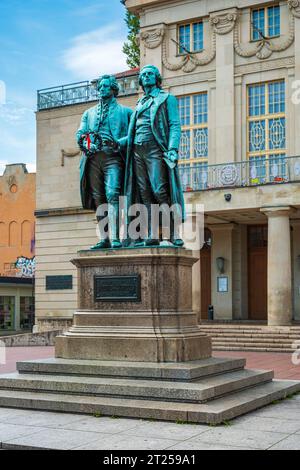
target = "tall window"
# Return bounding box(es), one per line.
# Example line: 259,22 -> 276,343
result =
178,93 -> 208,190
178,22 -> 203,54
247,80 -> 286,184
252,5 -> 280,41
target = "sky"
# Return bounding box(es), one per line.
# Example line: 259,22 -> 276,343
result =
0,0 -> 128,175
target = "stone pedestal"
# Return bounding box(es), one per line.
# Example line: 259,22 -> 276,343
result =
55,248 -> 212,362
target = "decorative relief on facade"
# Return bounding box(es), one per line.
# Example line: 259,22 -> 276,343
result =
288,0 -> 300,19
161,29 -> 216,73
61,149 -> 81,167
142,5 -> 296,73
234,10 -> 295,60
210,10 -> 238,35
140,27 -> 165,49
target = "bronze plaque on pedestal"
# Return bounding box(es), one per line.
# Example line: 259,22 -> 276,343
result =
94,275 -> 141,302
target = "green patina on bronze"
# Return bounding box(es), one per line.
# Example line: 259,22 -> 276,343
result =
76,75 -> 132,249
122,65 -> 185,247
77,66 -> 185,249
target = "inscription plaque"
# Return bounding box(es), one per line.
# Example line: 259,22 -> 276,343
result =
46,275 -> 73,290
94,275 -> 141,302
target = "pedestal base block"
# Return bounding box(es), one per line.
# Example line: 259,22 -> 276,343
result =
55,248 -> 212,363
55,334 -> 212,362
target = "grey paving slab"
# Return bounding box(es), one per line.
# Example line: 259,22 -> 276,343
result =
122,420 -> 209,440
269,435 -> 300,450
252,407 -> 300,421
188,428 -> 290,450
2,428 -> 113,450
0,410 -> 87,428
0,422 -> 44,442
166,441 -> 250,451
231,416 -> 300,433
60,416 -> 145,434
74,435 -> 180,451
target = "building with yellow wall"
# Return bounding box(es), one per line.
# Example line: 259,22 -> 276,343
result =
34,2 -> 300,342
0,164 -> 35,331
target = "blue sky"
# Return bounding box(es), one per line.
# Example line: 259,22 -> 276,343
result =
0,0 -> 128,174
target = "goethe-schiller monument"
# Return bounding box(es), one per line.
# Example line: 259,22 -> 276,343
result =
0,68 -> 299,424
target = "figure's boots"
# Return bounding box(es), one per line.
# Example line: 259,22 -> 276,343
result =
90,213 -> 111,250
145,204 -> 160,247
170,213 -> 184,248
109,202 -> 122,249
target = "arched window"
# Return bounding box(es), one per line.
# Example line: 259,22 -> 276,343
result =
21,220 -> 32,247
0,222 -> 6,247
9,221 -> 18,247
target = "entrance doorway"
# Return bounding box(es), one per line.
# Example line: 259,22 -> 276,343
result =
200,229 -> 212,320
248,225 -> 268,321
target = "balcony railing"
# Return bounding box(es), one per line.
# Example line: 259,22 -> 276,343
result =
178,155 -> 300,192
37,73 -> 139,110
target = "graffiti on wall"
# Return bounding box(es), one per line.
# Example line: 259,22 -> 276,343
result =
15,256 -> 36,278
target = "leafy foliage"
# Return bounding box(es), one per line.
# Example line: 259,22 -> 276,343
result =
122,8 -> 140,68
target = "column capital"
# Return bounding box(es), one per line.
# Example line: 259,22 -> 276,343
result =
209,8 -> 238,35
260,206 -> 296,218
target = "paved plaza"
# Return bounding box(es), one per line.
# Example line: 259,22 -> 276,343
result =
0,347 -> 299,450
0,396 -> 299,450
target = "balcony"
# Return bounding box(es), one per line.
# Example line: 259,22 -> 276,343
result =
37,72 -> 139,111
178,156 -> 300,192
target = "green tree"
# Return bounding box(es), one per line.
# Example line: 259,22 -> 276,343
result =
122,8 -> 140,68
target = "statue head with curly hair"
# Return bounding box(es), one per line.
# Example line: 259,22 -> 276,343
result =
139,65 -> 162,92
97,74 -> 120,98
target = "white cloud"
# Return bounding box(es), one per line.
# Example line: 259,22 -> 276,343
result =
61,24 -> 128,80
0,160 -> 9,175
25,162 -> 36,173
0,101 -> 36,173
0,101 -> 33,124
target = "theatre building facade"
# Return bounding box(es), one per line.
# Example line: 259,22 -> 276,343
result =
34,0 -> 300,335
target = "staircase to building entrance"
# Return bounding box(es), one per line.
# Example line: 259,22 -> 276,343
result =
199,324 -> 300,353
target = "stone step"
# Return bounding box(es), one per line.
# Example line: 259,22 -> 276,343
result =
212,343 -> 293,348
16,357 -> 246,382
211,338 -> 297,344
0,380 -> 298,425
0,369 -> 273,403
213,346 -> 294,353
205,333 -> 300,340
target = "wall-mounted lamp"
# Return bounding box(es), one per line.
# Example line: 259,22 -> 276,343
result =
216,257 -> 225,274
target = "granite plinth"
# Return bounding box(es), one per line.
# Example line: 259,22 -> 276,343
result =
55,248 -> 212,362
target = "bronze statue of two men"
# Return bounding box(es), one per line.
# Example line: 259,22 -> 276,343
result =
76,65 -> 185,250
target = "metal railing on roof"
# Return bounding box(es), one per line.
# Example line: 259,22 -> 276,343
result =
37,73 -> 139,110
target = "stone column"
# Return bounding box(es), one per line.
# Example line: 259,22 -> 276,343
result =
261,207 -> 294,326
210,9 -> 237,164
209,223 -> 235,320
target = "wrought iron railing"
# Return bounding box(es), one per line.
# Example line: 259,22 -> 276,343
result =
37,73 -> 139,110
178,155 -> 300,192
